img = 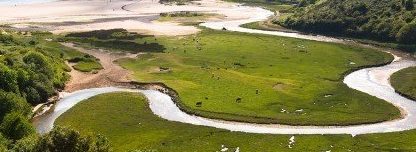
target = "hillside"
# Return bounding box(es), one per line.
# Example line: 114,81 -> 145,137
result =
280,0 -> 416,45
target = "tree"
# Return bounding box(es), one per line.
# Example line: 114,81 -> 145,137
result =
0,90 -> 31,122
0,112 -> 35,141
0,64 -> 19,94
12,134 -> 39,152
35,126 -> 112,152
396,22 -> 416,44
0,134 -> 9,151
405,0 -> 414,10
11,127 -> 112,152
23,51 -> 54,79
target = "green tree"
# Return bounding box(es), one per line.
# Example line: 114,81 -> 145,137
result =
405,0 -> 414,10
23,52 -> 54,79
0,134 -> 9,151
0,112 -> 35,141
0,90 -> 31,122
35,126 -> 112,152
12,135 -> 39,152
396,21 -> 416,44
0,64 -> 19,94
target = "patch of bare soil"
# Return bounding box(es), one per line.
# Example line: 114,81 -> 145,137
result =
61,43 -> 137,92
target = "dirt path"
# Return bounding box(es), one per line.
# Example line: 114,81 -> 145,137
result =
61,43 -> 137,92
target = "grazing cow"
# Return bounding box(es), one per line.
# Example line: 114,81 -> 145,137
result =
236,97 -> 242,103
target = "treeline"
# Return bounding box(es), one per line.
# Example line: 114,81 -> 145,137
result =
279,0 -> 416,44
0,30 -> 111,151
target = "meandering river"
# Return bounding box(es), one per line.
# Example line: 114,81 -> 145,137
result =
33,2 -> 416,135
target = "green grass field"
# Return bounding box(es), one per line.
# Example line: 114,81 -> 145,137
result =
72,60 -> 103,72
56,92 -> 416,152
391,66 -> 416,100
110,29 -> 400,126
37,36 -> 103,73
158,12 -> 221,23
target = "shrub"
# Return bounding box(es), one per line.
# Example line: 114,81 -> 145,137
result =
0,112 -> 35,141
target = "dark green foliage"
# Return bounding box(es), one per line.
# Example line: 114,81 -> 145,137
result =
281,0 -> 416,44
397,21 -> 416,44
0,134 -> 9,151
0,90 -> 31,122
65,29 -> 146,40
88,40 -> 165,53
0,31 -> 111,151
298,0 -> 316,7
405,0 -> 414,10
159,0 -> 192,4
0,33 -> 70,105
0,64 -> 19,94
0,112 -> 35,140
12,135 -> 39,152
160,11 -> 203,17
37,126 -> 111,152
11,127 -> 112,152
65,29 -> 166,53
0,34 -> 19,45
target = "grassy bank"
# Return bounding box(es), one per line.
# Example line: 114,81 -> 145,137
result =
158,12 -> 222,23
38,35 -> 103,73
57,92 -> 416,151
64,29 -> 166,53
72,60 -> 103,72
224,0 -> 297,12
391,66 -> 416,100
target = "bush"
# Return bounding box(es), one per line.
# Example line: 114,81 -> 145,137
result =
0,90 -> 31,122
281,0 -> 416,44
36,126 -> 112,152
397,22 -> 416,44
0,112 -> 35,141
11,127 -> 112,152
0,64 -> 19,94
65,29 -> 144,40
0,134 -> 9,151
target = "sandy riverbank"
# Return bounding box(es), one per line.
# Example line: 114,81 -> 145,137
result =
61,43 -> 136,92
0,0 -> 262,35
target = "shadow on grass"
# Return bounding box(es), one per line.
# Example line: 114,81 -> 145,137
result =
63,29 -> 166,53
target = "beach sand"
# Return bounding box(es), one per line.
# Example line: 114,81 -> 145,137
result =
0,0 -> 256,35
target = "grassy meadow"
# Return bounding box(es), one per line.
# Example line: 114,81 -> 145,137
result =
158,12 -> 222,23
391,66 -> 416,100
56,92 -> 416,152
75,29 -> 402,126
72,60 -> 103,72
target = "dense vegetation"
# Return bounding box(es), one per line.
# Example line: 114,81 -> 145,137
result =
224,0 -> 300,12
391,66 -> 416,100
64,29 -> 166,53
91,29 -> 402,126
0,30 -> 110,151
0,32 -> 69,105
159,0 -> 192,5
58,92 -> 416,151
280,0 -> 416,45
